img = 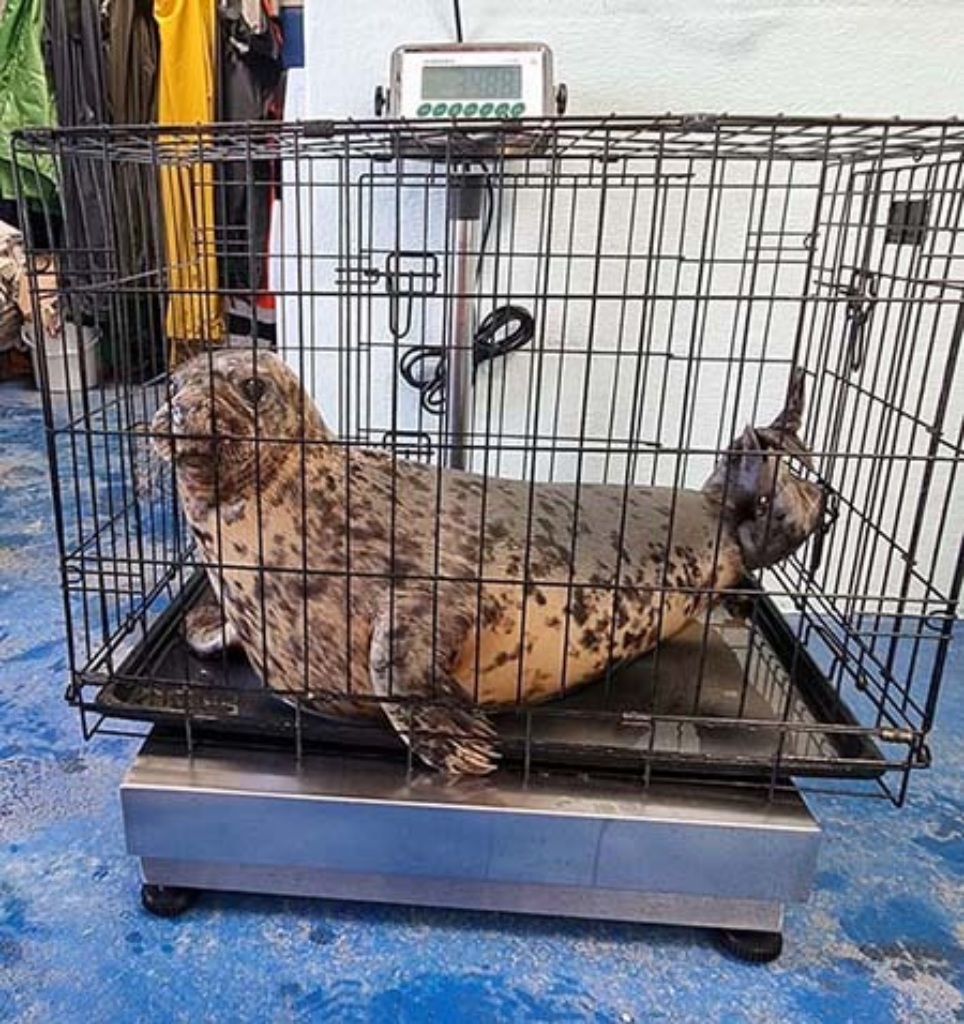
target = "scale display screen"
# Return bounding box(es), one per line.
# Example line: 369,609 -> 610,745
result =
389,43 -> 555,121
422,65 -> 522,100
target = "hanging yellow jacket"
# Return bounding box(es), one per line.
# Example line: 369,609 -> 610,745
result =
155,0 -> 223,360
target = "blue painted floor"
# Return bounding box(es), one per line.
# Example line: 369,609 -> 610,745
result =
1,380 -> 962,1023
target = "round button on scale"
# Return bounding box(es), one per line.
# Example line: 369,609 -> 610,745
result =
479,102 -> 494,117
463,102 -> 479,116
416,102 -> 432,118
510,102 -> 526,118
448,102 -> 463,117
495,102 -> 510,117
432,102 -> 447,117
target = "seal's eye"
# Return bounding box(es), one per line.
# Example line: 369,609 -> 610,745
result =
757,494 -> 771,513
241,376 -> 268,404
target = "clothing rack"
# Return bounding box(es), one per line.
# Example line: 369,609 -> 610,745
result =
0,0 -> 287,380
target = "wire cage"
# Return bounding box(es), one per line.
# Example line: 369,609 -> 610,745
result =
14,115 -> 964,805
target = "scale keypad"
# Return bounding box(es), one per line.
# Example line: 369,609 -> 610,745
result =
414,101 -> 526,119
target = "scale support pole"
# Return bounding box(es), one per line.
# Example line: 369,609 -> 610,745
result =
445,173 -> 484,471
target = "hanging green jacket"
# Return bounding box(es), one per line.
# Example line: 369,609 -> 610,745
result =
0,0 -> 57,203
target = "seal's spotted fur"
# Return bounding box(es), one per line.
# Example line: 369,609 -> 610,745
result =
153,350 -> 826,774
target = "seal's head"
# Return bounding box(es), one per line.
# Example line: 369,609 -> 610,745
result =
152,349 -> 329,506
703,369 -> 829,571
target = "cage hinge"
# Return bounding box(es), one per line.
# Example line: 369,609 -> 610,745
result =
680,113 -> 720,132
303,120 -> 336,138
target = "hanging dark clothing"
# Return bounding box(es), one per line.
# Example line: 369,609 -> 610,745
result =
103,0 -> 164,378
106,0 -> 159,290
44,0 -> 110,318
216,0 -> 283,321
107,0 -> 158,125
45,0 -> 107,133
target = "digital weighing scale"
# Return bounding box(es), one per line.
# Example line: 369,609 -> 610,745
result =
376,43 -> 566,471
122,42 -> 824,962
375,42 -> 567,120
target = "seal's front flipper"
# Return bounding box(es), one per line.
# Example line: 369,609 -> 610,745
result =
185,578 -> 240,657
369,599 -> 499,775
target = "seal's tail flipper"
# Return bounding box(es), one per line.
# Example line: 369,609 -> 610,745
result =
757,367 -> 815,469
369,599 -> 500,775
768,366 -> 806,436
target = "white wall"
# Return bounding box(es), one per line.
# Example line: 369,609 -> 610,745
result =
302,1 -> 964,120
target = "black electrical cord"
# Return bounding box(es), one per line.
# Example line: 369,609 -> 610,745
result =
453,0 -> 463,42
399,305 -> 535,416
400,346 -> 446,416
478,170 -> 495,270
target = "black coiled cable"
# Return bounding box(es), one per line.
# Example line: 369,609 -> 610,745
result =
399,303 -> 535,416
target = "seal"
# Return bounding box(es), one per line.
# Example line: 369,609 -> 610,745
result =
152,350 -> 827,774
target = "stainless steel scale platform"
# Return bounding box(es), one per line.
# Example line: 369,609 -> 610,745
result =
123,734 -> 821,959
108,579 -> 849,959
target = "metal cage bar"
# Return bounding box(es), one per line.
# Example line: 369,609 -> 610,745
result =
13,116 -> 964,804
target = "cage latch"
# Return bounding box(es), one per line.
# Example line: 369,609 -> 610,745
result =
379,429 -> 435,462
879,727 -> 916,746
844,269 -> 878,372
886,199 -> 929,246
385,251 -> 440,339
618,712 -> 653,731
809,485 -> 839,574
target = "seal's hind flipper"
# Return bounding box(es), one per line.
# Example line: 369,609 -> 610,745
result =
769,366 -> 806,434
369,596 -> 499,775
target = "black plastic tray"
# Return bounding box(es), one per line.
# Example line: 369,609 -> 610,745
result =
93,574 -> 885,780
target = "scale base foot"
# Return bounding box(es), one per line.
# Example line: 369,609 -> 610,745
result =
717,928 -> 784,963
141,883 -> 198,919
